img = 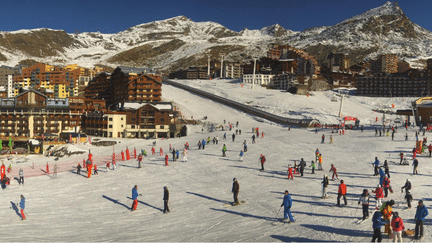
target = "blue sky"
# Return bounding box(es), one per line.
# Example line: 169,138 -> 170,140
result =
1,0 -> 431,33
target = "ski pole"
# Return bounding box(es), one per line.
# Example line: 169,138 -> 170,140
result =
276,207 -> 282,216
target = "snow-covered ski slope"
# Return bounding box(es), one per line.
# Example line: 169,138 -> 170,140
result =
0,79 -> 429,242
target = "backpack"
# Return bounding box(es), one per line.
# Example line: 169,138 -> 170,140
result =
379,202 -> 387,213
395,219 -> 400,229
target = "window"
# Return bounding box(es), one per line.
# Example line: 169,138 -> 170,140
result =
121,118 -> 124,120
160,125 -> 164,129
109,125 -> 113,128
131,125 -> 135,129
109,118 -> 113,121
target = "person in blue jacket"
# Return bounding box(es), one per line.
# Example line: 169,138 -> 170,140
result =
131,185 -> 139,211
414,200 -> 429,240
201,139 -> 206,150
379,168 -> 386,186
373,157 -> 380,176
372,210 -> 388,242
280,190 -> 295,222
20,194 -> 26,220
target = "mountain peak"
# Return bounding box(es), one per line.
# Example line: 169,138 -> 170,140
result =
342,1 -> 405,24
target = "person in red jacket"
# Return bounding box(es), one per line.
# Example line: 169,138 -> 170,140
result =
372,185 -> 384,210
391,211 -> 405,242
259,155 -> 266,171
428,144 -> 432,158
337,180 -> 347,207
0,162 -> 5,181
151,147 -> 155,155
93,164 -> 98,175
382,175 -> 391,198
159,147 -> 163,156
287,165 -> 293,180
165,154 -> 169,166
329,164 -> 338,180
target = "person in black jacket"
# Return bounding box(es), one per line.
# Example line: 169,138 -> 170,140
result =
232,178 -> 240,204
321,175 -> 329,199
163,186 -> 170,214
77,163 -> 81,175
382,160 -> 390,178
299,158 -> 306,177
413,159 -> 419,175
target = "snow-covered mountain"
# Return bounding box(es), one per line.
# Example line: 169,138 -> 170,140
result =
0,1 -> 431,70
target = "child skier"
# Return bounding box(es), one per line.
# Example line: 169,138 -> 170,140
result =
382,175 -> 391,198
239,150 -> 244,161
405,190 -> 413,209
391,212 -> 405,242
310,160 -> 315,174
372,185 -> 384,210
321,175 -> 329,199
222,144 -> 227,157
259,154 -> 266,171
358,189 -> 370,220
287,165 -> 294,180
318,154 -> 323,170
329,164 -> 338,180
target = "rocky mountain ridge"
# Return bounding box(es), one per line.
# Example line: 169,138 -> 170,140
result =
0,1 -> 431,71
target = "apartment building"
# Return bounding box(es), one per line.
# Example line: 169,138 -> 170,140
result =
271,73 -> 296,90
370,54 -> 398,74
224,62 -> 243,78
242,74 -> 275,85
327,53 -> 350,72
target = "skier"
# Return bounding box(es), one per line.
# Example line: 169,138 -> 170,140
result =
412,147 -> 417,159
405,190 -> 413,209
159,147 -> 163,156
182,149 -> 188,162
382,199 -> 395,236
382,175 -> 391,198
261,132 -> 264,138
223,132 -> 226,139
413,158 -> 419,175
259,154 -> 266,171
379,167 -> 385,187
280,190 -> 295,223
405,133 -> 408,141
330,135 -> 333,144
151,147 -> 155,155
163,186 -> 170,214
321,134 -> 325,143
239,150 -> 244,161
93,164 -> 98,175
372,185 -> 384,210
251,134 -> 255,144
19,194 -> 26,220
400,152 -> 404,165
329,164 -> 338,180
299,158 -> 306,176
358,189 -> 370,220
309,160 -> 315,174
215,136 -> 219,144
382,160 -> 390,178
77,163 -> 81,175
222,144 -> 227,157
428,144 -> 432,158
131,185 -> 140,211
18,168 -> 24,185
137,154 -> 143,168
337,180 -> 347,207
287,165 -> 294,180
322,175 -> 329,199
232,133 -> 235,142
202,139 -> 206,150
232,178 -> 240,205
176,150 -> 180,160
401,179 -> 411,193
165,154 -> 169,166
391,212 -> 405,242
242,140 -> 248,152
106,161 -> 110,172
373,157 -> 380,176
371,210 -> 388,242
318,153 -> 323,171
414,200 -> 429,240
197,141 -> 202,150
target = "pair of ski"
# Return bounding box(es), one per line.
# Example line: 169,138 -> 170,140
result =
354,217 -> 368,224
272,219 -> 294,226
223,200 -> 246,207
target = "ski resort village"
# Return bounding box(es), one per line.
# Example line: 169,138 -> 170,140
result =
2,1 -> 432,242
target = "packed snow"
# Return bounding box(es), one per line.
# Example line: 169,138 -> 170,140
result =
0,79 -> 430,242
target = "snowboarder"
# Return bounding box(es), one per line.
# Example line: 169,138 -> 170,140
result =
358,189 -> 370,220
131,185 -> 139,211
391,212 -> 405,242
222,144 -> 227,157
321,134 -> 325,143
405,190 -> 413,209
329,164 -> 338,180
280,190 -> 295,223
414,200 -> 429,240
337,180 -> 347,207
259,154 -> 266,171
371,210 -> 388,242
373,157 -> 380,176
163,186 -> 170,214
232,178 -> 240,204
322,175 -> 329,198
18,168 -> 24,185
309,160 -> 315,174
239,150 -> 244,161
19,194 -> 26,220
413,158 -> 419,175
77,163 -> 81,175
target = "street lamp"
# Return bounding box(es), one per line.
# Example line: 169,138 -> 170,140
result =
252,57 -> 257,89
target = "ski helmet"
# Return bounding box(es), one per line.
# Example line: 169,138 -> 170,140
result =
389,199 -> 395,205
